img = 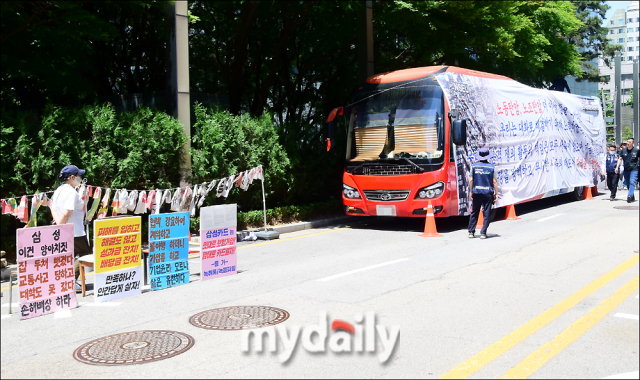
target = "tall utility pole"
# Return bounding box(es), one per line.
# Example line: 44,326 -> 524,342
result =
634,58 -> 639,141
614,51 -> 622,145
358,0 -> 374,83
167,1 -> 191,184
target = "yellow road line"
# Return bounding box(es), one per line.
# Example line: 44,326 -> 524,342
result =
500,276 -> 639,379
439,253 -> 639,379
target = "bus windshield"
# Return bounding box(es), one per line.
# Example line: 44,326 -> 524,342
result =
348,84 -> 445,165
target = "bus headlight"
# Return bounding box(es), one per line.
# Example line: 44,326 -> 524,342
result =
415,182 -> 445,199
343,184 -> 362,199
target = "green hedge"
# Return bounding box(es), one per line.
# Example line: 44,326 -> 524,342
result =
190,104 -> 290,211
1,104 -> 187,197
1,103 -> 346,262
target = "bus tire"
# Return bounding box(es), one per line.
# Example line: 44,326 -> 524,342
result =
489,207 -> 504,222
570,186 -> 584,201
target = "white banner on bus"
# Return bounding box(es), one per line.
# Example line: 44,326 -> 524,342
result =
436,72 -> 606,215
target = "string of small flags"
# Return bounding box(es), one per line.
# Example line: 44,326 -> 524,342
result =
1,165 -> 264,227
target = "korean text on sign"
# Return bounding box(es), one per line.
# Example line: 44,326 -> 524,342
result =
93,216 -> 142,303
200,204 -> 238,281
94,217 -> 142,274
148,212 -> 190,291
201,227 -> 237,280
16,224 -> 77,320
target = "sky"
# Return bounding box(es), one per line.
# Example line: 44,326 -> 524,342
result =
605,1 -> 632,23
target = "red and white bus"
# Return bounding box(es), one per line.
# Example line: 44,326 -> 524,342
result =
326,66 -> 605,219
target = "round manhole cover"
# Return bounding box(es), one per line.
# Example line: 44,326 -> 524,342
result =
73,330 -> 194,366
614,206 -> 639,210
189,306 -> 290,330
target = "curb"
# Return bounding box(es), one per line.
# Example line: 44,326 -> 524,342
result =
189,215 -> 365,243
236,215 -> 366,240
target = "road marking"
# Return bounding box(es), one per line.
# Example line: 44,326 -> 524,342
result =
536,213 -> 565,222
1,314 -> 10,320
439,253 -> 640,379
500,276 -> 639,379
189,260 -> 200,264
614,313 -> 639,321
604,371 -> 640,379
54,309 -> 73,319
1,303 -> 18,308
239,227 -> 351,250
317,258 -> 409,282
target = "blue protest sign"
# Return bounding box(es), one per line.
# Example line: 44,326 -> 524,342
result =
148,212 -> 190,291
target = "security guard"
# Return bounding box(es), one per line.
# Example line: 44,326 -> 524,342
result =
468,147 -> 499,239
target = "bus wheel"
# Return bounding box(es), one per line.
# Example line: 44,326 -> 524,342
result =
570,186 -> 584,201
489,207 -> 504,222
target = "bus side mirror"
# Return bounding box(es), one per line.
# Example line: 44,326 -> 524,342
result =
452,119 -> 467,146
326,107 -> 344,151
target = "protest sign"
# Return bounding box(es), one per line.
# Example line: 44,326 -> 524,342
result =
148,212 -> 190,291
94,267 -> 142,302
93,216 -> 142,302
200,204 -> 237,280
17,224 -> 77,320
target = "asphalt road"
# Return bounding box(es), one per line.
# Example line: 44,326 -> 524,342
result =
1,188 -> 639,379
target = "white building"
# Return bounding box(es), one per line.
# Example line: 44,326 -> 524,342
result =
599,2 -> 639,104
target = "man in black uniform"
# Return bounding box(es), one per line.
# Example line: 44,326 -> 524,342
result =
468,147 -> 499,239
604,145 -> 620,200
616,138 -> 639,203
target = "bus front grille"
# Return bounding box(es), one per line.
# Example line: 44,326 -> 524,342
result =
363,165 -> 416,175
363,190 -> 411,202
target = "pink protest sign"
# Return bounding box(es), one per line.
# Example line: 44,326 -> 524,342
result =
17,224 -> 77,320
201,228 -> 237,280
17,224 -> 73,260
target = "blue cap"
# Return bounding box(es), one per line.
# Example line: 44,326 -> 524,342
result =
60,165 -> 86,178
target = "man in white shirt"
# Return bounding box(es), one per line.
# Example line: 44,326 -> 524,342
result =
51,165 -> 91,290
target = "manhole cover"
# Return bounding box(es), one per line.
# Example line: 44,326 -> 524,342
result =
73,330 -> 194,366
614,206 -> 639,210
189,306 -> 289,330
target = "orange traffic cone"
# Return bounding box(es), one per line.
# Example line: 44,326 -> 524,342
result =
583,186 -> 594,200
475,209 -> 485,230
591,185 -> 599,196
419,202 -> 443,237
505,204 -> 520,220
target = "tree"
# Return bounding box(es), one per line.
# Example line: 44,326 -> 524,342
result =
569,1 -> 621,82
374,1 -> 584,87
1,1 -> 169,110
1,1 -> 114,109
624,89 -> 633,107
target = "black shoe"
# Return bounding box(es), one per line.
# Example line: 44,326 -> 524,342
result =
468,232 -> 475,239
610,196 -> 615,201
480,234 -> 487,239
627,196 -> 632,203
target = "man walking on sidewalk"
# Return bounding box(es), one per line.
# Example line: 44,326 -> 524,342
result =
468,147 -> 499,239
616,138 -> 639,203
605,144 -> 620,200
